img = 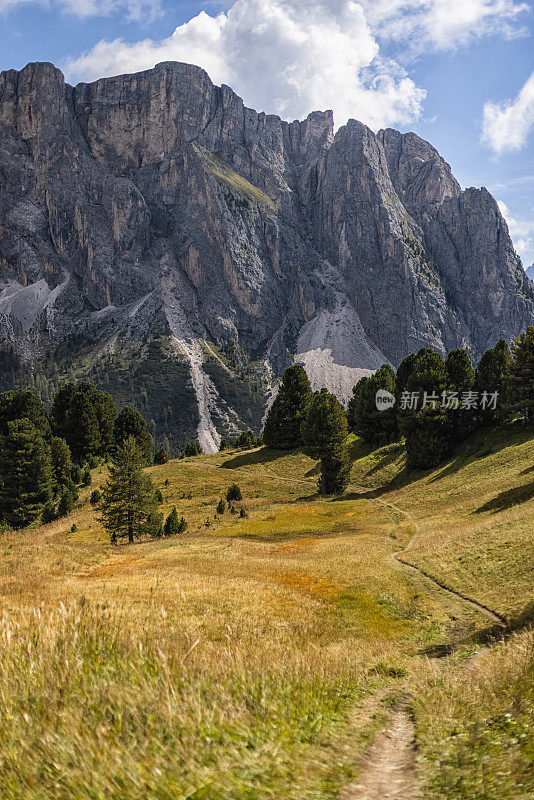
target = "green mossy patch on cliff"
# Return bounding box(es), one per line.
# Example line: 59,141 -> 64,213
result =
195,144 -> 279,216
201,341 -> 268,435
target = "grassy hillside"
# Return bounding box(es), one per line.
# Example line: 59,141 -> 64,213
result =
0,425 -> 532,799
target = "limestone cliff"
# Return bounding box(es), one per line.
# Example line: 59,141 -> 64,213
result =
0,61 -> 532,450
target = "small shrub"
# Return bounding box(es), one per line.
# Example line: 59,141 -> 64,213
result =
90,489 -> 102,505
155,488 -> 164,503
70,524 -> 77,533
226,483 -> 242,502
81,468 -> 92,487
144,510 -> 164,538
239,507 -> 247,518
216,498 -> 226,514
164,507 -> 186,536
71,465 -> 82,485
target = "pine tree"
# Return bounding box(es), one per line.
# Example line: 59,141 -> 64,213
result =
403,405 -> 452,470
50,437 -> 73,488
263,365 -> 312,449
57,487 -> 75,517
226,483 -> 242,502
301,389 -> 348,454
507,326 -> 534,422
446,349 -> 474,391
319,442 -> 351,496
99,437 -> 159,544
114,407 -> 152,461
347,377 -> 370,433
78,384 -> 117,456
0,419 -> 53,528
50,384 -> 78,444
445,348 -> 476,443
0,389 -> 51,439
347,365 -> 398,444
164,507 -> 181,536
301,389 -> 350,495
398,348 -> 453,469
475,339 -> 512,425
183,440 -> 202,457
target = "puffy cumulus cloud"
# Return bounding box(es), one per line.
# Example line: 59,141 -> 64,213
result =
358,0 -> 528,53
482,72 -> 534,154
64,0 -> 426,130
0,0 -> 160,21
497,200 -> 534,263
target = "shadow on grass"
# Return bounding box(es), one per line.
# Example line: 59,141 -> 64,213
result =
419,622 -> 506,658
420,600 -> 534,659
221,447 -> 288,469
363,443 -> 405,478
235,529 -> 340,543
427,423 -> 534,485
476,480 -> 534,514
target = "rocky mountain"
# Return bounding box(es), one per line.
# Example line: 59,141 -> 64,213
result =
527,264 -> 534,281
0,61 -> 533,452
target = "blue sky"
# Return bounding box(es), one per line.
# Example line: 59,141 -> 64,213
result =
1,0 -> 533,267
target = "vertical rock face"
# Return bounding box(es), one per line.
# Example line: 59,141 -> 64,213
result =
0,61 -> 532,449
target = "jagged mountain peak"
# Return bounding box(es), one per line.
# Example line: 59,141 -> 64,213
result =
0,60 -> 532,451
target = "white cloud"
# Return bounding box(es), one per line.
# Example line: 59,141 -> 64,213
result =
497,200 -> 534,265
0,0 -> 160,21
358,0 -> 528,53
64,0 -> 427,131
482,72 -> 534,154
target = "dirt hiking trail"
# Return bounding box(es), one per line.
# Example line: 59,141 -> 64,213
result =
341,698 -> 419,800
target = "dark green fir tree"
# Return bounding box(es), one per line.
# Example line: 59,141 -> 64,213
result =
263,365 -> 312,449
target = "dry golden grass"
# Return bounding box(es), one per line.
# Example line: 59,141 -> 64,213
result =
0,429 -> 532,798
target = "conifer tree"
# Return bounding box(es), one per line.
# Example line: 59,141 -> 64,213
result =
347,377 -> 370,433
50,437 -> 73,488
51,384 -> 116,462
226,483 -> 243,502
475,339 -> 512,424
164,507 -> 181,536
0,419 -> 53,528
507,326 -> 534,422
398,348 -> 452,469
446,349 -> 474,391
68,391 -> 101,463
319,442 -> 351,496
0,390 -> 51,439
99,437 -> 159,543
347,365 -> 398,444
78,384 -> 117,456
445,348 -> 476,443
301,389 -> 350,495
263,365 -> 312,449
114,407 -> 152,461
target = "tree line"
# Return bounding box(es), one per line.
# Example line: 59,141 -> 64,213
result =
263,327 -> 534,491
0,383 -> 153,529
